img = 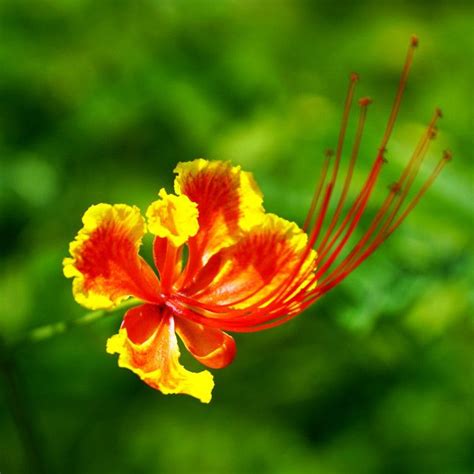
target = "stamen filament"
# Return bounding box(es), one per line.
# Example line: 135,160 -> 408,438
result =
317,97 -> 372,259
303,149 -> 333,232
379,35 -> 418,155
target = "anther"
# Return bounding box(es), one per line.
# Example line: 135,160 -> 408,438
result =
443,149 -> 453,162
350,72 -> 359,82
389,182 -> 402,194
428,127 -> 438,140
358,97 -> 373,107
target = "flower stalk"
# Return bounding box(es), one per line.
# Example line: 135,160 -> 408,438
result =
11,298 -> 141,351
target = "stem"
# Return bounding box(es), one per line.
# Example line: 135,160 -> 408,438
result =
11,298 -> 141,350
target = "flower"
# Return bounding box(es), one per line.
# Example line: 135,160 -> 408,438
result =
63,37 -> 450,403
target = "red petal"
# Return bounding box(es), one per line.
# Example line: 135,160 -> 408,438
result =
175,317 -> 236,369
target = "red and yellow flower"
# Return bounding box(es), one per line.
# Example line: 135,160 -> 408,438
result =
64,37 -> 450,403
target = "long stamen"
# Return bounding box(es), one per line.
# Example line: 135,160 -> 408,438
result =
308,36 -> 424,288
385,150 -> 452,236
248,37 -> 433,316
282,39 -> 418,308
313,154 -> 385,280
373,110 -> 441,239
303,149 -> 333,232
311,149 -> 452,301
378,35 -> 418,156
253,74 -> 360,309
172,36 -> 450,334
318,109 -> 440,287
317,97 -> 372,259
311,155 -> 451,302
308,73 -> 358,242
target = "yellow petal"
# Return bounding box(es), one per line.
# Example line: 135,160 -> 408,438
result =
146,188 -> 199,247
107,305 -> 214,403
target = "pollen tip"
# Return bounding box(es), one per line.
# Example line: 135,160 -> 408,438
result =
443,149 -> 453,162
325,148 -> 335,158
350,72 -> 359,82
429,127 -> 438,140
389,182 -> 402,194
411,35 -> 419,48
358,97 -> 373,107
436,107 -> 443,118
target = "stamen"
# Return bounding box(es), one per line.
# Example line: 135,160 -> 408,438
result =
312,156 -> 450,300
311,73 -> 359,239
317,97 -> 373,258
171,36 -> 450,334
378,35 -> 418,155
368,109 -> 441,246
313,154 -> 385,280
303,149 -> 333,231
319,111 -> 444,294
289,39 -> 444,304
385,151 -> 452,236
274,74 -> 361,305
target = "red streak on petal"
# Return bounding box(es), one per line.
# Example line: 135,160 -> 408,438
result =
75,220 -> 160,303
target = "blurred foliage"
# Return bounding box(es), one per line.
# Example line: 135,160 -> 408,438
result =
0,0 -> 473,473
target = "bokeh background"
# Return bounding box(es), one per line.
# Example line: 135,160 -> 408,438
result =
1,1 -> 473,473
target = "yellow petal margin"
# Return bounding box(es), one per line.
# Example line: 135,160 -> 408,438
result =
173,159 -> 265,262
106,315 -> 214,403
174,159 -> 265,231
63,203 -> 159,310
146,188 -> 199,247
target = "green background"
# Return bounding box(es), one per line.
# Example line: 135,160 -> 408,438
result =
0,1 -> 472,473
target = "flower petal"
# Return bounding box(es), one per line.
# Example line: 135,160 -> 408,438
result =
63,204 -> 160,310
146,188 -> 199,247
175,318 -> 236,369
173,159 -> 265,264
188,213 -> 317,309
106,304 -> 214,403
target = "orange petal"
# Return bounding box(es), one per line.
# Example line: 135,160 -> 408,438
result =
106,304 -> 214,403
173,159 -> 265,265
189,213 -> 317,309
175,317 -> 236,369
63,204 -> 160,310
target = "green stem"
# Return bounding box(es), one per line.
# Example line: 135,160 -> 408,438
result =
11,298 -> 140,350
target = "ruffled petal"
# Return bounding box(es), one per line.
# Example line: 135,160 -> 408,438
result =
63,204 -> 160,310
106,304 -> 214,403
173,159 -> 264,264
175,318 -> 236,369
146,188 -> 199,247
186,213 -> 317,309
